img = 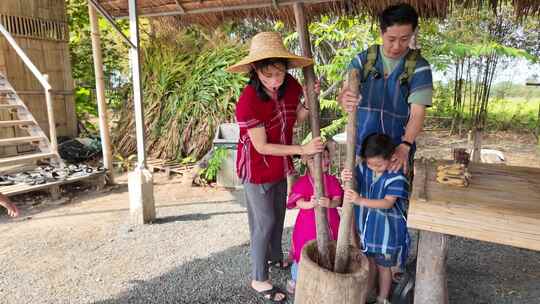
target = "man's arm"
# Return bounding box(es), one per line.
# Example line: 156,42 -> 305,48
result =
389,104 -> 426,173
403,104 -> 426,144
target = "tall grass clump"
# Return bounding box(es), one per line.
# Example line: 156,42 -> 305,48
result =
113,29 -> 247,160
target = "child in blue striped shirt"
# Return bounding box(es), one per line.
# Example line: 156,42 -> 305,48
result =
342,133 -> 409,304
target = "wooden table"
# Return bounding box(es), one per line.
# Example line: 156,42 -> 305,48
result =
407,159 -> 540,303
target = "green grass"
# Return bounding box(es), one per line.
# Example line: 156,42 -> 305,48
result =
427,97 -> 540,132
486,98 -> 539,131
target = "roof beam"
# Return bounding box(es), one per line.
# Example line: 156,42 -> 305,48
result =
174,0 -> 186,14
89,0 -> 136,49
116,0 -> 338,19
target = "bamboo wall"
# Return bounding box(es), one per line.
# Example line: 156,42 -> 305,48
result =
0,0 -> 77,156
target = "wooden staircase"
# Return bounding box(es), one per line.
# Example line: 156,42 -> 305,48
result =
0,73 -> 63,167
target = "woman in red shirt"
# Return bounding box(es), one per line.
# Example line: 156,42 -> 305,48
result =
227,32 -> 323,303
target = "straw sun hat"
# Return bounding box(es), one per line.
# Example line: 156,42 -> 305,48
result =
226,32 -> 313,73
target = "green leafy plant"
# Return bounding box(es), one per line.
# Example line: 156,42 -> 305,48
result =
74,87 -> 98,135
112,28 -> 246,161
114,154 -> 136,172
201,147 -> 228,182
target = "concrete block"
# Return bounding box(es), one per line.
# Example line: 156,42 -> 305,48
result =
128,167 -> 155,224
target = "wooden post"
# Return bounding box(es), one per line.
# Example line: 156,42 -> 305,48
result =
128,0 -> 147,169
414,230 -> 449,304
88,3 -> 114,183
293,2 -> 331,269
472,128 -> 482,163
334,70 -> 360,273
49,185 -> 61,200
536,104 -> 540,147
43,74 -> 58,155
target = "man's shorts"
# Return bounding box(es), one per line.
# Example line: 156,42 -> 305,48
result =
366,252 -> 398,267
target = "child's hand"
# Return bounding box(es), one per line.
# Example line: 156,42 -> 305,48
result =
344,189 -> 361,205
318,196 -> 331,208
308,196 -> 319,208
341,169 -> 353,182
5,203 -> 19,217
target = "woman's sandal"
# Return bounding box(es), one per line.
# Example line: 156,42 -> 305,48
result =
267,260 -> 291,271
255,286 -> 287,303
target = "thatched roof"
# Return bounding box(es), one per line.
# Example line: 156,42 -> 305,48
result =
97,0 -> 539,26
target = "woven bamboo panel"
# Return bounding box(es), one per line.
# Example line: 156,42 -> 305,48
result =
0,0 -> 76,153
408,159 -> 540,251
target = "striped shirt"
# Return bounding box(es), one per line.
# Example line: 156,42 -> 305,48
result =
348,46 -> 433,156
380,49 -> 433,106
235,74 -> 302,184
354,162 -> 410,266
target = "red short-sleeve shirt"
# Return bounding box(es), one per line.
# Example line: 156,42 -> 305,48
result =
236,75 -> 303,184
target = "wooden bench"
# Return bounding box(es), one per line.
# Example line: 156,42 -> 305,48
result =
0,171 -> 106,199
408,159 -> 540,303
146,158 -> 193,178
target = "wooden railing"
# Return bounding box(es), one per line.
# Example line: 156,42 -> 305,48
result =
0,14 -> 68,42
0,23 -> 58,154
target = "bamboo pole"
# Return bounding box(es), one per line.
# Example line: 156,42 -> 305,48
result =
334,70 -> 360,273
89,3 -> 114,183
293,2 -> 331,270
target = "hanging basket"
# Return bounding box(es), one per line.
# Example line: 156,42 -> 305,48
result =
294,240 -> 370,304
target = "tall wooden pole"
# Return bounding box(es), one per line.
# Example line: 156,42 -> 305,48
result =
334,70 -> 360,273
128,0 -> 147,169
88,3 -> 114,183
127,0 -> 155,224
293,2 -> 331,269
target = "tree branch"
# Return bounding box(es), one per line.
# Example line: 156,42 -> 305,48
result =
320,80 -> 341,100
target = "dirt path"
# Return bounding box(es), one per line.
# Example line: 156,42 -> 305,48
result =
0,131 -> 539,304
416,130 -> 540,167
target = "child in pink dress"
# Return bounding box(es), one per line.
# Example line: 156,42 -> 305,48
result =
286,143 -> 343,293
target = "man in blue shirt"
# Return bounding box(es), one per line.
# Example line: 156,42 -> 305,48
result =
338,3 -> 433,175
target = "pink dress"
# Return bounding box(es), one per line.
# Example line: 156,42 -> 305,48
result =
287,173 -> 343,263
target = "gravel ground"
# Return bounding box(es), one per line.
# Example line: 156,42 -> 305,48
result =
0,132 -> 539,304
1,176 -> 539,304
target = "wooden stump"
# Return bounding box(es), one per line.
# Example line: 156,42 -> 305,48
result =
414,231 -> 449,304
295,240 -> 369,304
49,185 -> 60,200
